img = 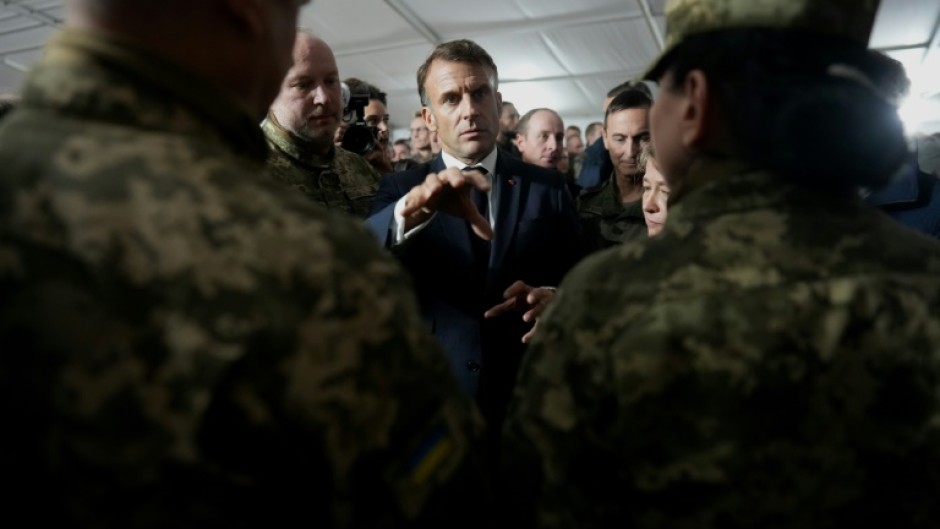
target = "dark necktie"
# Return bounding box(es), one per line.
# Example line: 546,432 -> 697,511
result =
464,165 -> 490,221
470,185 -> 488,221
465,166 -> 491,285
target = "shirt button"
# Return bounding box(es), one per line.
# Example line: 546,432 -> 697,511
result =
465,361 -> 480,373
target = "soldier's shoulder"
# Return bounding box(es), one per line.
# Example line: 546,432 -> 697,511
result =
334,147 -> 381,178
558,238 -> 651,299
578,177 -> 611,197
227,170 -> 385,259
576,180 -> 612,215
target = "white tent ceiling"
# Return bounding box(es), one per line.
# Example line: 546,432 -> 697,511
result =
1,0 -> 938,137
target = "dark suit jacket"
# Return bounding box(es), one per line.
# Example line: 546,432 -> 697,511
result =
367,152 -> 583,424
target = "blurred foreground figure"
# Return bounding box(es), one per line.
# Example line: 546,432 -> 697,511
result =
0,0 -> 487,527
504,0 -> 940,527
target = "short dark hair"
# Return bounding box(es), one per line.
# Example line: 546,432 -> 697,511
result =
586,122 -> 604,138
566,125 -> 581,137
516,108 -> 562,137
604,88 -> 653,125
607,80 -> 651,100
660,28 -> 907,193
416,39 -> 498,107
394,138 -> 410,147
344,77 -> 387,106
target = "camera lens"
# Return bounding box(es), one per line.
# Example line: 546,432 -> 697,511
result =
341,124 -> 376,156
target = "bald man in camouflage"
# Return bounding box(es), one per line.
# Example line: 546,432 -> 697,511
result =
0,0 -> 487,526
503,0 -> 940,527
264,31 -> 382,217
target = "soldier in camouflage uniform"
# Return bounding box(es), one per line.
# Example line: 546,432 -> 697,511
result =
577,87 -> 654,251
0,0 -> 488,527
264,32 -> 381,218
503,0 -> 940,527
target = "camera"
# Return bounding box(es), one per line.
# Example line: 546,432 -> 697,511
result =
340,83 -> 379,156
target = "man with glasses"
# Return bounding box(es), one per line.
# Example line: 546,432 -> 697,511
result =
410,112 -> 434,163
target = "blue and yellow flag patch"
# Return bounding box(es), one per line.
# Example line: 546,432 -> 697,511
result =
405,424 -> 455,485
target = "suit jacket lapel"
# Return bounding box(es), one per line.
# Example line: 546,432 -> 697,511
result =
490,154 -> 522,276
429,154 -> 446,174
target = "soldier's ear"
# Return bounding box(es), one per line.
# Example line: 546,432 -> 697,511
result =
678,69 -> 710,150
221,0 -> 265,38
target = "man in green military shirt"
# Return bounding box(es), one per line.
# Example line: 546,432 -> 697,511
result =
0,0 -> 488,526
264,31 -> 381,217
577,86 -> 654,250
503,0 -> 940,527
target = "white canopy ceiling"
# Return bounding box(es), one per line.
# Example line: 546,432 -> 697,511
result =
1,0 -> 938,136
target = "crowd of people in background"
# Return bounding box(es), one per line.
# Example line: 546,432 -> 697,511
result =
3,0 -> 940,527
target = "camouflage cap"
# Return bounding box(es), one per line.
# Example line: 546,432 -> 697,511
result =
643,0 -> 881,80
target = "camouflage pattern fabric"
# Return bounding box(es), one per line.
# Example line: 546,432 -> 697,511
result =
645,0 -> 880,78
263,116 -> 381,218
577,177 -> 647,251
503,158 -> 940,528
0,29 -> 487,528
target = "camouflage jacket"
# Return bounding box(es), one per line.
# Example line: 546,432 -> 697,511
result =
503,158 -> 940,528
263,116 -> 380,218
577,175 -> 647,251
0,29 -> 487,528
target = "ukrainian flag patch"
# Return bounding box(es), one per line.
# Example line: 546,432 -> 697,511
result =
406,423 -> 455,485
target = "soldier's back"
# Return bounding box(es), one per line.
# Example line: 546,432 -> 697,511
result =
0,32 -> 485,528
504,168 -> 940,528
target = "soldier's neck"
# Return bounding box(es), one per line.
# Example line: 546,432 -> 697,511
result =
614,170 -> 643,204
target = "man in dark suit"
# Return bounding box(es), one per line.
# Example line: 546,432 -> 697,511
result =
367,39 -> 583,436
